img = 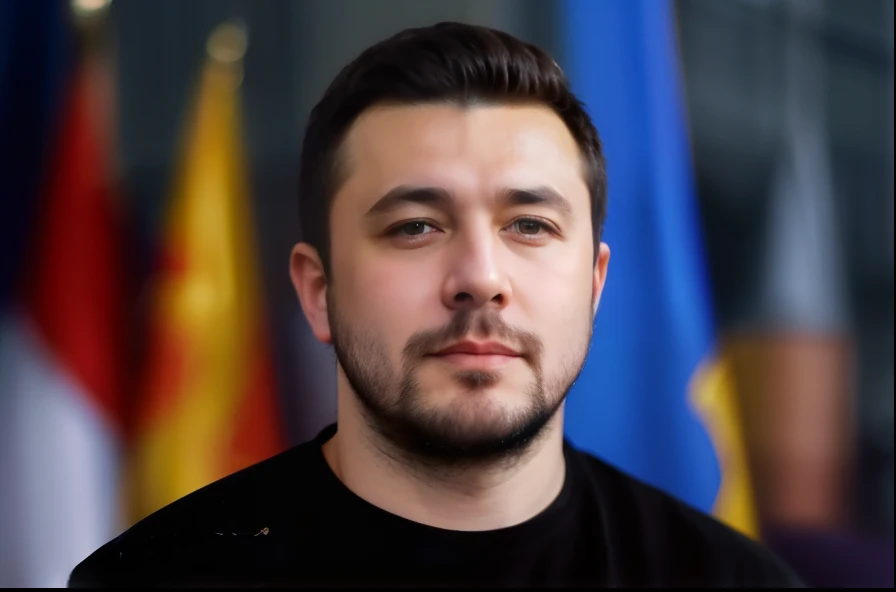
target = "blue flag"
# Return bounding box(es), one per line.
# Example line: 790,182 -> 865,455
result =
561,0 -> 757,537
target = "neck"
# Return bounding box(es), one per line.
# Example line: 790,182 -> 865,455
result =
322,387 -> 567,532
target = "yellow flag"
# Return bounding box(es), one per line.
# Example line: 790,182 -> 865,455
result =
691,354 -> 760,539
129,22 -> 286,524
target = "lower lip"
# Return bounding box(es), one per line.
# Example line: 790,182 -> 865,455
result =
429,353 -> 520,370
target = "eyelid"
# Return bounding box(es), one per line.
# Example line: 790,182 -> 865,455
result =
384,218 -> 442,237
507,215 -> 559,235
383,216 -> 559,240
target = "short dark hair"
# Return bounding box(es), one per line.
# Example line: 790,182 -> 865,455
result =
298,21 -> 606,273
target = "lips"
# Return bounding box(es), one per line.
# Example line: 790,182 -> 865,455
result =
426,341 -> 522,372
432,341 -> 521,357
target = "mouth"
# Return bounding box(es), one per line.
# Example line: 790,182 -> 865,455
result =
426,341 -> 522,370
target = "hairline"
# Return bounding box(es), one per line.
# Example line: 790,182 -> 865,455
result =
326,98 -> 595,223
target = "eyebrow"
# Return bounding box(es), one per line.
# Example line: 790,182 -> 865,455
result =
364,185 -> 574,223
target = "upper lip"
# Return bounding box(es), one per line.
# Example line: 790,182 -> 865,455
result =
432,341 -> 522,357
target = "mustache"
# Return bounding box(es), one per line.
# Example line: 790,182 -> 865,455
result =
402,309 -> 543,362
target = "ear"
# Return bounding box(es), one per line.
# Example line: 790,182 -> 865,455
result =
289,242 -> 332,344
592,242 -> 611,317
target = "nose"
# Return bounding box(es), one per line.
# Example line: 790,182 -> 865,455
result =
441,230 -> 512,312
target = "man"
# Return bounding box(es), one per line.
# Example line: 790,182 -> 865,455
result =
69,22 -> 804,588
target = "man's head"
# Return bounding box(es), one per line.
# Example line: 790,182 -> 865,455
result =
290,22 -> 610,470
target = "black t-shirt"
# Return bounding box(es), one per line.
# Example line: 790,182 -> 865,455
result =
69,423 -> 805,588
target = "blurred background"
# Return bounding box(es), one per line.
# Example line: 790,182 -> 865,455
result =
0,0 -> 892,588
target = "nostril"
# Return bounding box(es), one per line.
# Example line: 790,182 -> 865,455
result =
454,292 -> 474,304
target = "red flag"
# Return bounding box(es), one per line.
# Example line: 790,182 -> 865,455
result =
0,36 -> 131,587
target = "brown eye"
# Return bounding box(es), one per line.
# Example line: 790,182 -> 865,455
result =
516,219 -> 543,235
400,221 -> 431,235
509,217 -> 553,236
387,220 -> 440,242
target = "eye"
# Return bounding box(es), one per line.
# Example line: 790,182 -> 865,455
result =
506,217 -> 556,240
385,219 -> 442,244
515,218 -> 545,235
397,221 -> 435,236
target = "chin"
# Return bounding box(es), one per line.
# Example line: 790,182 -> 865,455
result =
430,386 -> 532,429
421,376 -> 532,409
398,396 -> 557,465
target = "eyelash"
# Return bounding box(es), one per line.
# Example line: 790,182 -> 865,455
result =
386,217 -> 558,243
507,217 -> 557,239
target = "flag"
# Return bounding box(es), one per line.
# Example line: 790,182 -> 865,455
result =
129,24 -> 287,525
560,0 -> 758,538
0,12 -> 130,587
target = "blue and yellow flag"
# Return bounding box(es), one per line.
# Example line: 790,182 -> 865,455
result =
561,0 -> 758,538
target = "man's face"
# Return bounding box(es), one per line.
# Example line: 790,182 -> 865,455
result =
301,103 -> 608,467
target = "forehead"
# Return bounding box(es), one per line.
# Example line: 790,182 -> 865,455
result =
335,103 -> 588,207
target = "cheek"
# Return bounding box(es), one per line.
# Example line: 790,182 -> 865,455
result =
336,249 -> 437,343
515,240 -> 593,312
514,252 -> 594,362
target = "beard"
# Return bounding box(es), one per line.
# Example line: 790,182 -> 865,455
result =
328,293 -> 593,473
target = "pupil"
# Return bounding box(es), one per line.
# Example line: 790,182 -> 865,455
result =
405,222 -> 426,235
520,220 -> 540,234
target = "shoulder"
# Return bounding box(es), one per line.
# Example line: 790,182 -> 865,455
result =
567,444 -> 806,588
68,440 -> 319,588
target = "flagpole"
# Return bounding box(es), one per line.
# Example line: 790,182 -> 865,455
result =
206,19 -> 249,90
70,0 -> 112,48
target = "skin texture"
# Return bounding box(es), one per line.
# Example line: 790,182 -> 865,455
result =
290,103 -> 610,531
